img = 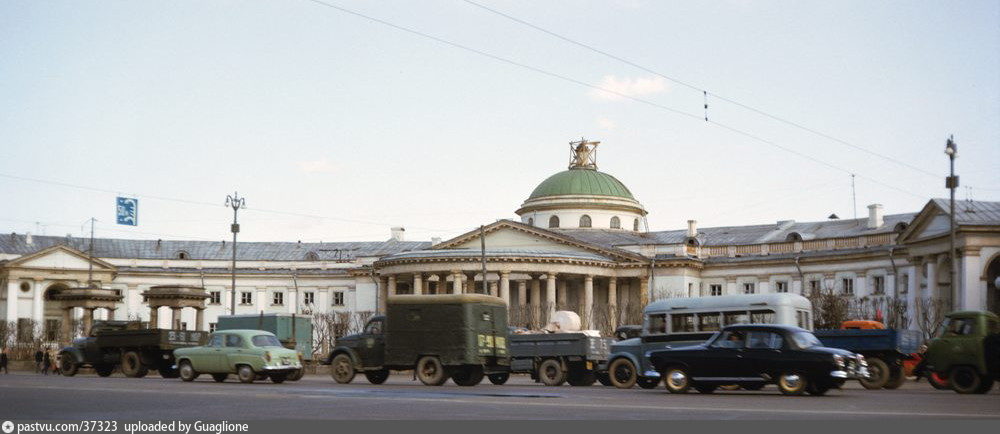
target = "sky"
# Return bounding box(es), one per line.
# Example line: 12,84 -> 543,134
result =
1,0 -> 998,243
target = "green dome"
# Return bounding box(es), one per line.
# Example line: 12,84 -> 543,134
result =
528,169 -> 635,200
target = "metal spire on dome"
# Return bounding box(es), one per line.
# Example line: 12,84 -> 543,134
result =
569,138 -> 599,170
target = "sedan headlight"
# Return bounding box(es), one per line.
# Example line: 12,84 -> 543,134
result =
832,354 -> 845,368
264,351 -> 272,362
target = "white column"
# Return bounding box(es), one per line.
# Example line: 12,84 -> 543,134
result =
517,280 -> 527,307
255,287 -> 266,313
557,279 -> 568,308
962,252 -> 983,310
287,287 -> 297,314
499,271 -> 510,305
545,273 -> 557,322
583,275 -> 594,329
608,277 -> 618,327
413,273 -> 423,295
5,280 -> 18,321
387,275 -> 397,296
926,259 -> 938,302
32,280 -> 44,323
318,288 -> 330,313
452,271 -> 463,294
530,276 -> 541,323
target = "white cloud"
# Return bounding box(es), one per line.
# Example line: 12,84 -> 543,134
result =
596,116 -> 617,130
297,159 -> 336,173
588,75 -> 668,101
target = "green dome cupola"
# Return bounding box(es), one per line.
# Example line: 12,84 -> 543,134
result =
528,169 -> 635,200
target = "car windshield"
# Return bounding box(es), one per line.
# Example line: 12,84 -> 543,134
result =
790,332 -> 821,349
251,335 -> 283,347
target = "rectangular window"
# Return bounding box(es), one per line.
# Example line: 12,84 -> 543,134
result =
332,291 -> 345,306
671,313 -> 695,333
303,292 -> 315,305
797,311 -> 810,329
209,291 -> 221,304
899,274 -> 908,294
240,291 -> 253,305
697,313 -> 721,332
809,279 -> 821,295
209,323 -> 217,332
743,282 -> 755,294
645,313 -> 667,335
709,284 -> 723,296
45,319 -> 59,342
273,292 -> 284,305
180,322 -> 188,331
750,309 -> 776,324
842,278 -> 854,296
872,276 -> 885,295
775,281 -> 788,293
723,311 -> 748,326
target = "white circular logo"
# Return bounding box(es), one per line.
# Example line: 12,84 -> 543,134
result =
1,420 -> 14,434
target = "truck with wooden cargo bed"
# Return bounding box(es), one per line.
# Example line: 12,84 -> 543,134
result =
59,321 -> 206,378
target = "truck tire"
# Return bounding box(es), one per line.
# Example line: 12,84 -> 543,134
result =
451,366 -> 484,386
538,359 -> 567,386
777,372 -> 808,396
860,357 -> 890,389
94,364 -> 114,377
120,351 -> 149,378
416,356 -> 449,386
883,366 -> 906,389
607,358 -> 638,389
330,354 -> 356,384
928,372 -> 950,390
365,369 -> 390,385
488,373 -> 509,385
59,355 -> 78,377
178,361 -> 198,382
237,365 -> 256,384
949,366 -> 993,394
567,368 -> 597,387
287,368 -> 304,381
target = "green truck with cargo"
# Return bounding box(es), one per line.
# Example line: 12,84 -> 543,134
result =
923,310 -> 1000,394
323,294 -> 510,386
59,321 -> 207,378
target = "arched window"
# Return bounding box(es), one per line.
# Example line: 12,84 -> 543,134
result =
305,251 -> 319,261
175,251 -> 190,260
894,222 -> 909,233
786,232 -> 803,242
548,215 -> 560,228
633,218 -> 640,231
579,215 -> 592,228
527,217 -> 534,226
610,216 -> 621,229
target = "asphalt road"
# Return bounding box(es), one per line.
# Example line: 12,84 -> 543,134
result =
0,372 -> 997,420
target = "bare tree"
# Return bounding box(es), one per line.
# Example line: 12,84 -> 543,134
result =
917,298 -> 948,339
809,287 -> 849,330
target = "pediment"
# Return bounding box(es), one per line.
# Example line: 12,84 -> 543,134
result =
7,245 -> 116,271
434,220 -> 646,262
897,200 -> 948,243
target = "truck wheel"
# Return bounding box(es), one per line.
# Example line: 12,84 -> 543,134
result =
663,367 -> 690,393
365,369 -> 390,385
287,368 -> 304,381
596,372 -> 612,387
211,374 -> 228,383
608,358 -> 638,389
777,372 -> 808,396
178,361 -> 198,382
120,351 -> 149,378
94,364 -> 114,377
416,356 -> 449,386
59,355 -> 78,377
452,366 -> 485,386
237,365 -> 256,384
928,372 -> 950,390
567,369 -> 597,387
860,357 -> 890,389
330,354 -> 356,384
538,359 -> 567,386
883,366 -> 906,390
488,373 -> 510,385
949,366 -> 993,394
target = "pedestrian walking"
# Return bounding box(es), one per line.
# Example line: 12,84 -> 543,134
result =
52,350 -> 61,375
42,350 -> 51,375
34,348 -> 43,374
0,347 -> 9,374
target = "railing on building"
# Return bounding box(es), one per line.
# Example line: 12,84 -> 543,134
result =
694,232 -> 898,259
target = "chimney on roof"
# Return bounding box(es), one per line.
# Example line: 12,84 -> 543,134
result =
431,237 -> 442,245
25,232 -> 33,245
390,227 -> 405,242
687,220 -> 698,238
867,204 -> 884,229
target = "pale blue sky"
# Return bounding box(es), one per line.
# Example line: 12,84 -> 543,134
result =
1,0 -> 998,243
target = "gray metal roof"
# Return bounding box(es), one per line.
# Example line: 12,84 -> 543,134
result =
0,233 -> 430,261
116,266 -> 350,275
932,198 -> 1000,225
380,248 -> 614,263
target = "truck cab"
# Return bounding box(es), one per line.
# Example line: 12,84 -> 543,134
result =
924,310 -> 1000,394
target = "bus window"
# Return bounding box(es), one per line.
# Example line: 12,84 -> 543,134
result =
646,313 -> 667,335
750,310 -> 776,324
723,311 -> 748,326
796,311 -> 810,329
671,314 -> 695,333
698,313 -> 721,332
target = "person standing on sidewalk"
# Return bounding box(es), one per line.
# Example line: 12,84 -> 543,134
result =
41,349 -> 51,375
0,347 -> 9,374
34,348 -> 43,373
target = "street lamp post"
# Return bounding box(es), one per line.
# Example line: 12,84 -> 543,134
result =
944,136 -> 959,309
225,192 -> 246,315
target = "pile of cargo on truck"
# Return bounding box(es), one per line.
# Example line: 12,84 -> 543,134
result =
506,311 -> 613,386
59,321 -> 206,378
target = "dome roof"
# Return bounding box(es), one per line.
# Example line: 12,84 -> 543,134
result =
528,168 -> 635,200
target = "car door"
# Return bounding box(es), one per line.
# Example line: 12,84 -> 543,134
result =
357,318 -> 385,368
695,330 -> 753,380
203,333 -> 225,372
223,333 -> 247,373
742,330 -> 787,379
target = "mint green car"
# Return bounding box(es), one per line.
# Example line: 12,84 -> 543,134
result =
173,329 -> 302,384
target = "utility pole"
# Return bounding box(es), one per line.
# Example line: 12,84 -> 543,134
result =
225,192 -> 246,315
850,174 -> 857,221
944,136 -> 959,308
480,225 -> 487,294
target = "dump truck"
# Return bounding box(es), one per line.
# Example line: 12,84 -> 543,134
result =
216,313 -> 311,380
814,321 -> 922,390
59,321 -> 207,378
323,294 -> 509,386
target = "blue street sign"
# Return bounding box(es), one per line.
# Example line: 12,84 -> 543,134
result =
116,197 -> 138,226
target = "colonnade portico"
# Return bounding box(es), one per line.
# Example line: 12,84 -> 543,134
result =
54,287 -> 123,343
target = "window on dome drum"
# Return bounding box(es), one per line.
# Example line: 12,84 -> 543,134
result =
549,215 -> 560,228
872,275 -> 885,295
775,281 -> 788,293
527,217 -> 534,226
272,291 -> 284,306
710,284 -> 723,296
610,216 -> 621,229
743,283 -> 756,294
579,215 -> 592,228
842,278 -> 854,296
633,218 -> 640,231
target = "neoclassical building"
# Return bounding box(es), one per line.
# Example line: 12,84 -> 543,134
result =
2,139 -> 999,344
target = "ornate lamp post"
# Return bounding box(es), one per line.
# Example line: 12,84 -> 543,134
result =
225,192 -> 246,315
944,136 -> 958,308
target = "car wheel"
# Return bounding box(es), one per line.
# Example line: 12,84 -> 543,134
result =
287,369 -> 304,381
777,372 -> 808,396
883,366 -> 906,390
928,372 -> 950,390
596,371 -> 612,387
59,355 -> 78,377
237,365 -> 256,384
663,367 -> 690,394
270,373 -> 288,384
330,354 -> 356,384
607,358 -> 637,389
365,369 -> 390,385
695,384 -> 717,394
860,357 -> 890,389
452,366 -> 485,386
807,381 -> 831,396
416,356 -> 449,386
211,373 -> 228,383
178,361 -> 198,382
949,366 -> 992,394
120,351 -> 149,378
538,359 -> 567,387
94,364 -> 115,377
488,373 -> 510,385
